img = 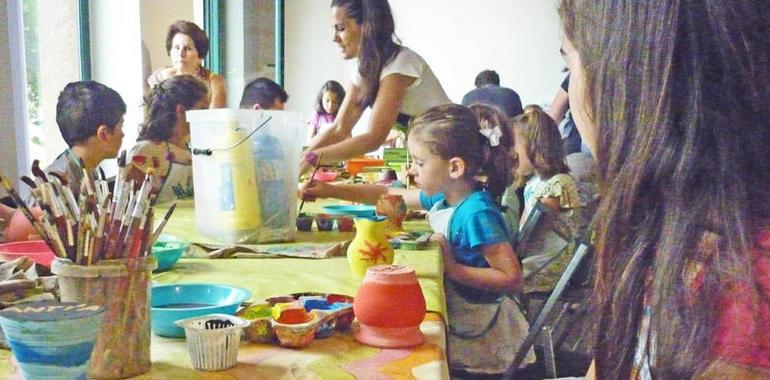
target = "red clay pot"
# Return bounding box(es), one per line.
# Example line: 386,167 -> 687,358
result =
353,265 -> 426,348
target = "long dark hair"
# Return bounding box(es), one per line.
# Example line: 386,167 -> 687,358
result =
561,0 -> 770,378
139,75 -> 208,141
314,80 -> 346,114
331,0 -> 401,108
410,104 -> 513,198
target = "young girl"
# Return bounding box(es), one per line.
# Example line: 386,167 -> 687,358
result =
302,104 -> 534,376
512,107 -> 581,293
307,80 -> 345,140
126,75 -> 209,204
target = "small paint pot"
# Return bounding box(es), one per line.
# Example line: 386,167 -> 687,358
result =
237,303 -> 275,343
315,214 -> 335,231
271,313 -> 320,348
296,214 -> 314,232
326,294 -> 355,331
336,216 -> 355,232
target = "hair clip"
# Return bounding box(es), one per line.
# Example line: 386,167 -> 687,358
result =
479,126 -> 502,147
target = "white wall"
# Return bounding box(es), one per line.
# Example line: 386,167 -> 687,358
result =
140,0 -> 195,85
90,1 -> 145,176
285,0 -> 565,122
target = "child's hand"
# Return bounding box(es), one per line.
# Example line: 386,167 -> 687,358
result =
430,233 -> 457,273
300,180 -> 335,202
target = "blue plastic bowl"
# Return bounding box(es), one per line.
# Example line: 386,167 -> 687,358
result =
151,283 -> 252,337
151,241 -> 188,272
321,204 -> 376,217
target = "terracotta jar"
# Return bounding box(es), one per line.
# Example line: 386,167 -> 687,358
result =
347,216 -> 394,277
353,265 -> 426,348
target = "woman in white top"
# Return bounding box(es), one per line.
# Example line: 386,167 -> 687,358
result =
300,0 -> 451,173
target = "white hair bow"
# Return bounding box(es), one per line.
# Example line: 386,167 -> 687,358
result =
479,126 -> 503,147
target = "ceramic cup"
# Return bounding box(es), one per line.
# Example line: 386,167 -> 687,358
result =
315,214 -> 335,232
0,302 -> 105,380
336,216 -> 355,232
296,214 -> 314,232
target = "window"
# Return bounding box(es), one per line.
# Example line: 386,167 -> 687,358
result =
20,0 -> 88,167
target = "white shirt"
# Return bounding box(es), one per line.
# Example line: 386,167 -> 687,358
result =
352,47 -> 451,117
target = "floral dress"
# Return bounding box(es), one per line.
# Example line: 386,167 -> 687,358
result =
520,173 -> 581,293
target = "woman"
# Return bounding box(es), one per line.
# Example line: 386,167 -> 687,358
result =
126,75 -> 209,204
560,0 -> 770,378
300,0 -> 451,174
147,20 -> 226,108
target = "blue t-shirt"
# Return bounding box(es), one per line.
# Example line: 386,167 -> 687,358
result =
420,190 -> 511,302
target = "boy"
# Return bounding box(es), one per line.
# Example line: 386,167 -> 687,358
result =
45,81 -> 126,197
239,77 -> 288,110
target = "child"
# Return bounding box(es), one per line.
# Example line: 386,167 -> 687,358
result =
45,81 -> 126,198
239,77 -> 288,110
126,75 -> 208,204
512,107 -> 581,293
307,80 -> 345,140
469,104 -> 519,235
302,104 -> 534,376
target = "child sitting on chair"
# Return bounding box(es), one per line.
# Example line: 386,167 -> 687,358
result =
302,104 -> 534,377
45,81 -> 127,198
512,107 -> 581,293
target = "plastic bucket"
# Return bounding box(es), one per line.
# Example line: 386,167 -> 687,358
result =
175,314 -> 248,371
187,109 -> 305,244
51,257 -> 157,379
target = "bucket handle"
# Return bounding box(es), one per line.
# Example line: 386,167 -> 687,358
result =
190,116 -> 273,156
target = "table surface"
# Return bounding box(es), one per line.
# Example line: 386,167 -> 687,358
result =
0,200 -> 450,380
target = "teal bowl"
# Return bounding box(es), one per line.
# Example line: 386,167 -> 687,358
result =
151,241 -> 188,272
151,283 -> 252,337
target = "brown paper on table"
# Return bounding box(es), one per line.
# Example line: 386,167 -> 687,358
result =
192,240 -> 351,259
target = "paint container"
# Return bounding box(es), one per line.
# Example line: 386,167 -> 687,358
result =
175,314 -> 249,371
51,257 -> 157,379
315,214 -> 335,231
336,216 -> 355,232
0,302 -> 105,380
296,214 -> 314,232
237,304 -> 275,343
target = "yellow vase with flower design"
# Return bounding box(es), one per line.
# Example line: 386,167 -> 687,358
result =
347,216 -> 395,277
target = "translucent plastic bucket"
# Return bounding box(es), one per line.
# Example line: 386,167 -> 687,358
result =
187,110 -> 305,244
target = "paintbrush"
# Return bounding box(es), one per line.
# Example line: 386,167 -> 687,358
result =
299,153 -> 323,215
151,202 -> 176,244
0,172 -> 56,253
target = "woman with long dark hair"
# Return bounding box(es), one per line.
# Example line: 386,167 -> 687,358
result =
300,0 -> 451,174
559,0 -> 770,378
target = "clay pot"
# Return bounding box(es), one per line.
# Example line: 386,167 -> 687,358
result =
353,265 -> 426,348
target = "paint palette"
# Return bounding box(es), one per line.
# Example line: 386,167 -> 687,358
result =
322,205 -> 376,217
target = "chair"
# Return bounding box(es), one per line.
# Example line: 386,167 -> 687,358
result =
515,200 -> 548,254
504,234 -> 594,379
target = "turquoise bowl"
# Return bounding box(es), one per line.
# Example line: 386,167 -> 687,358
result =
151,283 -> 252,338
151,240 -> 187,272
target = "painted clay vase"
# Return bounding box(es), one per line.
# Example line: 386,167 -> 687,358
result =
375,194 -> 407,232
0,302 -> 105,379
347,216 -> 395,278
353,265 -> 426,348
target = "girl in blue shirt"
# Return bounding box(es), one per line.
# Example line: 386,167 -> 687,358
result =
302,104 -> 533,376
